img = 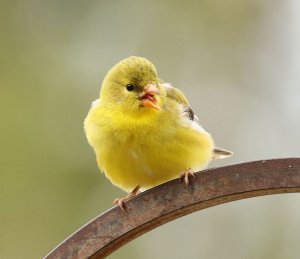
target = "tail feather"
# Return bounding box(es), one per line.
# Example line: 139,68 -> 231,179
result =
212,147 -> 233,159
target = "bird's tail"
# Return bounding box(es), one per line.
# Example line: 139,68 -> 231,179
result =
212,147 -> 233,159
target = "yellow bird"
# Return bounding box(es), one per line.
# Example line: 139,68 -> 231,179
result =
84,56 -> 232,208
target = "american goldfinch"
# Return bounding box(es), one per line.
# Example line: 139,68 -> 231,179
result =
84,56 -> 232,209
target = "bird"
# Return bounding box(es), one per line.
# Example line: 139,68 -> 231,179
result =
84,56 -> 232,211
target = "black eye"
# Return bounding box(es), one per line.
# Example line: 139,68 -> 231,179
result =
126,84 -> 135,91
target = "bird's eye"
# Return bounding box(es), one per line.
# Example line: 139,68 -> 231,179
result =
126,84 -> 135,92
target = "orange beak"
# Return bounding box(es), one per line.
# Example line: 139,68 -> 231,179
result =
139,83 -> 161,110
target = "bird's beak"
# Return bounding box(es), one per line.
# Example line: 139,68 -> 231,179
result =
139,83 -> 161,110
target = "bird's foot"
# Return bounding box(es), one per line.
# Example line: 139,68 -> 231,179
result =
113,198 -> 128,213
179,168 -> 196,186
113,185 -> 140,212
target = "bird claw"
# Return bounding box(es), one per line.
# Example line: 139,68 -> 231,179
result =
112,185 -> 141,213
179,169 -> 196,186
113,198 -> 127,212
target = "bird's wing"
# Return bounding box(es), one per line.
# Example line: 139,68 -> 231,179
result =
162,82 -> 199,122
162,81 -> 233,159
162,82 -> 189,106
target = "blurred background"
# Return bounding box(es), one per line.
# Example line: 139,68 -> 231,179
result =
1,0 -> 300,258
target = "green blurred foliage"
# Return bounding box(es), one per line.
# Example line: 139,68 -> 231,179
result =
1,1 -> 300,258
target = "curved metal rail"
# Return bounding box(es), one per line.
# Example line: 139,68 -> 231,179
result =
45,158 -> 300,258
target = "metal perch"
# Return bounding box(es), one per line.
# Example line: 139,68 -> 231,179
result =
45,158 -> 300,258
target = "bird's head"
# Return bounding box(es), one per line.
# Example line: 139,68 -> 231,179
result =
100,56 -> 165,115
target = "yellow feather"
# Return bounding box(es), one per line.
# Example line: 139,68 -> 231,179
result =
84,56 -> 231,193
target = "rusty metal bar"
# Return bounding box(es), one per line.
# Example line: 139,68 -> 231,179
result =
45,158 -> 300,259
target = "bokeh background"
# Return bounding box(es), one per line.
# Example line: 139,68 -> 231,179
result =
1,1 -> 300,258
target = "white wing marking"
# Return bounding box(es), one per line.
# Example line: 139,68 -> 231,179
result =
178,104 -> 207,134
91,99 -> 100,107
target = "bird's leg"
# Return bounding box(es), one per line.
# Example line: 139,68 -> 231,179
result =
113,185 -> 141,212
179,168 -> 196,186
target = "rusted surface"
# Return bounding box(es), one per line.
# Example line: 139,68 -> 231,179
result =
45,158 -> 300,259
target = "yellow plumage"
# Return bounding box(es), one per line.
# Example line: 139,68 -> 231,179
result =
84,56 -> 232,195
